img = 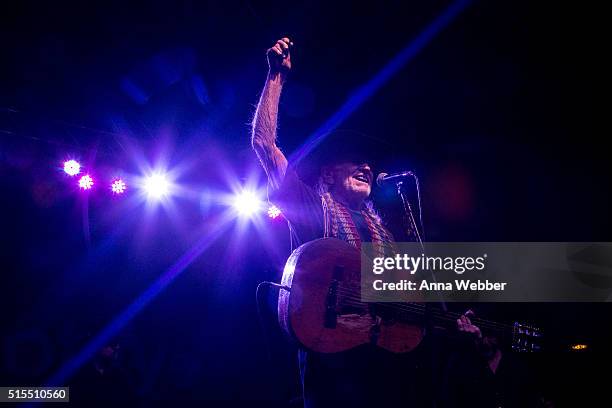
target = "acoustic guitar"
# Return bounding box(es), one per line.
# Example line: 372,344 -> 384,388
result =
277,238 -> 542,353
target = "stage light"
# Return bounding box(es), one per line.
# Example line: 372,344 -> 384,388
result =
232,190 -> 262,217
63,160 -> 81,176
111,178 -> 127,194
143,173 -> 169,199
571,343 -> 588,351
78,174 -> 94,190
267,205 -> 281,219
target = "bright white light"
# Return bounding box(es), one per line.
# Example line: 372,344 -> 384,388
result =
78,174 -> 94,190
267,205 -> 282,219
111,178 -> 127,194
143,173 -> 169,199
63,160 -> 81,176
232,190 -> 263,217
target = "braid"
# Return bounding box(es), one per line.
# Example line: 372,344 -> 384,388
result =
321,192 -> 395,257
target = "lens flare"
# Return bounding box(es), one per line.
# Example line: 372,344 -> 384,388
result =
78,174 -> 94,190
232,190 -> 262,217
267,205 -> 282,219
63,160 -> 81,176
143,173 -> 169,199
111,179 -> 127,194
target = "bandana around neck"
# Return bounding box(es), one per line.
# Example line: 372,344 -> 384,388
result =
320,192 -> 396,258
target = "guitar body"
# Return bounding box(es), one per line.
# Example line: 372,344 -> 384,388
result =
278,238 -> 423,353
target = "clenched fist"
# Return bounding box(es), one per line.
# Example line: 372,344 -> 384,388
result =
267,37 -> 293,73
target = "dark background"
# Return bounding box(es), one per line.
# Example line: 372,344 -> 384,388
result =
0,0 -> 608,405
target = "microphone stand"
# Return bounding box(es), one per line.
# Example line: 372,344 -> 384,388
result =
395,178 -> 446,408
396,180 -> 424,252
395,179 -> 447,314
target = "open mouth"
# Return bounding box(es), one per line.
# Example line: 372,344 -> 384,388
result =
353,173 -> 371,184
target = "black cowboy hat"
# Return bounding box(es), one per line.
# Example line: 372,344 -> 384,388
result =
293,129 -> 393,185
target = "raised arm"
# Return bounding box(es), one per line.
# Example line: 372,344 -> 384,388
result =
251,37 -> 292,190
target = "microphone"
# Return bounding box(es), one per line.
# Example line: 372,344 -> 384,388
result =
376,171 -> 415,187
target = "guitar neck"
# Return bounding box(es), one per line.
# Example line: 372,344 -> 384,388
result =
372,302 -> 542,352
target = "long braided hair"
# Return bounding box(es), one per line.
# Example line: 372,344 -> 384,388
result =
316,176 -> 395,258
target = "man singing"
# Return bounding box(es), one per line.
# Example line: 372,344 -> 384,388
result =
251,37 -> 483,408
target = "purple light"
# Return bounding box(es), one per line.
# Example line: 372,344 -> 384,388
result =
63,160 -> 81,176
232,190 -> 262,217
267,205 -> 282,219
78,174 -> 94,190
111,179 -> 127,194
143,173 -> 169,199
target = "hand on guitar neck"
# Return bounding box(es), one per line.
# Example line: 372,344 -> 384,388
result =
457,309 -> 503,374
456,309 -> 482,339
